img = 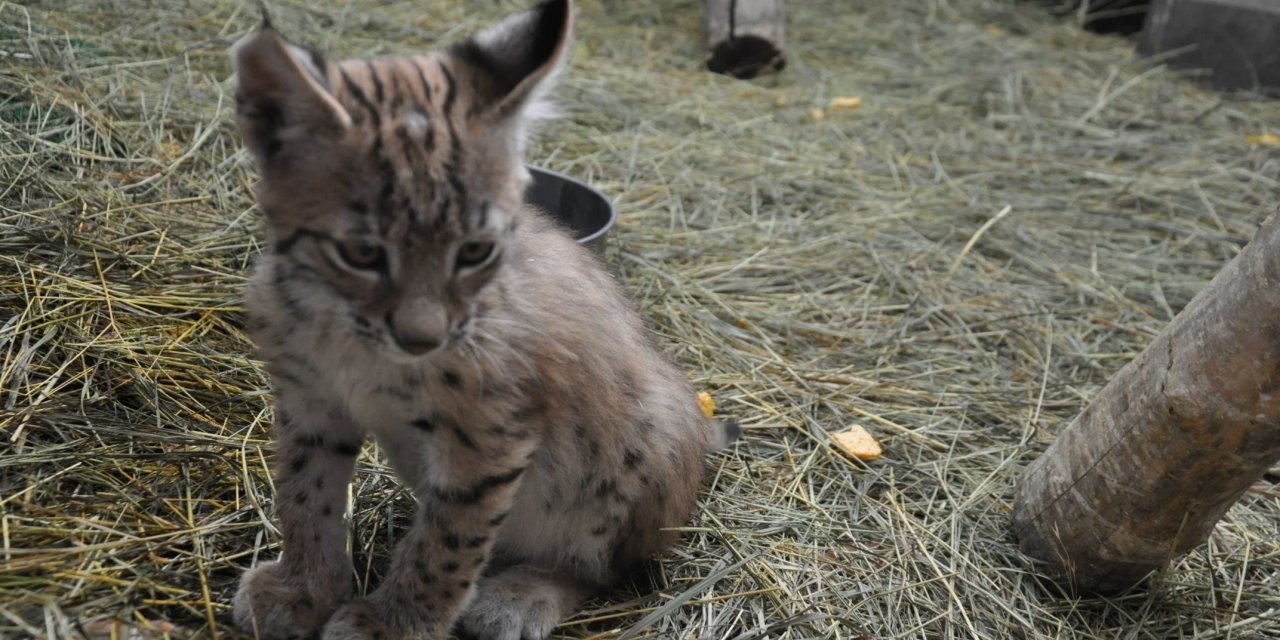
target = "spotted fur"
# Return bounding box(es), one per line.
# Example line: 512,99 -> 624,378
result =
228,2 -> 735,639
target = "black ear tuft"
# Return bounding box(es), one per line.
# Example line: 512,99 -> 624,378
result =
450,0 -> 571,114
258,3 -> 274,30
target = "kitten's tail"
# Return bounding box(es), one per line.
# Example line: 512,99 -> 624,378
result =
708,419 -> 742,452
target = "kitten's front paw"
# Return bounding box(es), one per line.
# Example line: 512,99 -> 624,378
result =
455,577 -> 563,640
321,598 -> 395,640
234,560 -> 350,639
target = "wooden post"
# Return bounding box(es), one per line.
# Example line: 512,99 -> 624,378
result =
1012,209 -> 1280,594
703,0 -> 785,79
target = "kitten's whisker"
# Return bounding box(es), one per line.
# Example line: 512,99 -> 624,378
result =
472,314 -> 548,338
473,315 -> 576,361
457,340 -> 492,386
469,329 -> 534,378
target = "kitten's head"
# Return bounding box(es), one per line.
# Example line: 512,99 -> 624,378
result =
231,0 -> 571,359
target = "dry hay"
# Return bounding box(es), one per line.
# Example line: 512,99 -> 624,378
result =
3,0 -> 1279,638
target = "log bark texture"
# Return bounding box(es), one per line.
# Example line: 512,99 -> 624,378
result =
1012,209 -> 1280,594
704,0 -> 786,79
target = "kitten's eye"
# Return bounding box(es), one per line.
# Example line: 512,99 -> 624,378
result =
455,241 -> 496,269
335,239 -> 386,271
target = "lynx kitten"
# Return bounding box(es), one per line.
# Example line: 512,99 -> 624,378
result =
229,1 -> 735,638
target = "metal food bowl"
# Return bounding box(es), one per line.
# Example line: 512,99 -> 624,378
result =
525,166 -> 616,256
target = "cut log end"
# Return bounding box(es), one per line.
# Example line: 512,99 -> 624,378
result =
1010,501 -> 1160,595
704,0 -> 786,79
707,35 -> 785,79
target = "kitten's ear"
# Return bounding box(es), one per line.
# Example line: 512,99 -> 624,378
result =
451,0 -> 572,122
231,24 -> 351,166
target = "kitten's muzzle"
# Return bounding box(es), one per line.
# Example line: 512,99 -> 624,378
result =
385,302 -> 448,356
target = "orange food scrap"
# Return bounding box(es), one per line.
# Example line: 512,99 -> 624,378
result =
828,96 -> 862,110
1246,133 -> 1280,146
832,424 -> 882,460
697,391 -> 715,418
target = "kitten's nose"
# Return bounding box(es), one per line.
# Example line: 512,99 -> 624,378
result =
386,302 -> 447,355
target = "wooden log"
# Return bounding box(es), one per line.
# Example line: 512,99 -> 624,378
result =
703,0 -> 785,79
1011,209 -> 1280,594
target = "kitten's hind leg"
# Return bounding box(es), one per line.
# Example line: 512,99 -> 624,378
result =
455,565 -> 594,640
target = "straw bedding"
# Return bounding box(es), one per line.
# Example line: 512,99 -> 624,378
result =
2,0 -> 1278,637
